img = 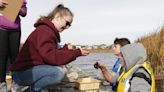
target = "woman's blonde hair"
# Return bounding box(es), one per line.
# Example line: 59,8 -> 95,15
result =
44,4 -> 73,20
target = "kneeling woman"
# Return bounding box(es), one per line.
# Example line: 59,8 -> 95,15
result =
10,4 -> 89,92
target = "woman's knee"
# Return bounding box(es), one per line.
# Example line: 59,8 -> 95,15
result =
52,67 -> 65,81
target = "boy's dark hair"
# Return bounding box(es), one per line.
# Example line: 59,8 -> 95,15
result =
114,38 -> 131,47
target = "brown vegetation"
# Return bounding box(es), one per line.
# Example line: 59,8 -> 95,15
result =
136,27 -> 164,76
89,49 -> 111,53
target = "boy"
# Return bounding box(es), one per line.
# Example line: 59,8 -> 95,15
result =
95,39 -> 155,91
94,38 -> 130,90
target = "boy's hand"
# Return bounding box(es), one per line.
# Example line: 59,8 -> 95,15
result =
94,62 -> 106,70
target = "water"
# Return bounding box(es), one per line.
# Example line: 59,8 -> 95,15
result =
68,53 -> 118,79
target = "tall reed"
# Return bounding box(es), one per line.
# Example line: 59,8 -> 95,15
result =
136,27 -> 164,75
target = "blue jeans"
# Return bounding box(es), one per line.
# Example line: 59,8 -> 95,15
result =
12,65 -> 65,92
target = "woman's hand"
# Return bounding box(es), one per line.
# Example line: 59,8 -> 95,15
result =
67,43 -> 74,50
79,48 -> 89,56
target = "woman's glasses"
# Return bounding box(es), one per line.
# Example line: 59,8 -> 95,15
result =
63,18 -> 71,29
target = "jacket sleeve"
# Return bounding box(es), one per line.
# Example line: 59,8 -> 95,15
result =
61,44 -> 69,50
130,77 -> 151,92
35,26 -> 81,65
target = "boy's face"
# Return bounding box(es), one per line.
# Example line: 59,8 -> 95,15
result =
119,54 -> 126,67
112,44 -> 121,56
113,44 -> 126,67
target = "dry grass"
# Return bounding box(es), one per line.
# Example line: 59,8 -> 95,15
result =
89,49 -> 111,53
136,27 -> 164,76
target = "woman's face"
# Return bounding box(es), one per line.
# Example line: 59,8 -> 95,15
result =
52,14 -> 73,32
112,44 -> 121,56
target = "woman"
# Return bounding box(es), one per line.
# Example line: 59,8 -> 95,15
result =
10,4 -> 89,92
0,0 -> 27,91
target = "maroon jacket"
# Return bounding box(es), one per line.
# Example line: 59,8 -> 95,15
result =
10,18 -> 81,71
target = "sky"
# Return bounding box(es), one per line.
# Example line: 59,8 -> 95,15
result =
21,0 -> 164,45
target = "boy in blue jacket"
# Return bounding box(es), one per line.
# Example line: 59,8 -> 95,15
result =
94,38 -> 130,90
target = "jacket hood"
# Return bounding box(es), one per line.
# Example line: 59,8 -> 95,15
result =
121,43 -> 147,71
34,17 -> 60,42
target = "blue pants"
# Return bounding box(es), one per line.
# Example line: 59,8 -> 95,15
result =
12,65 -> 65,92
